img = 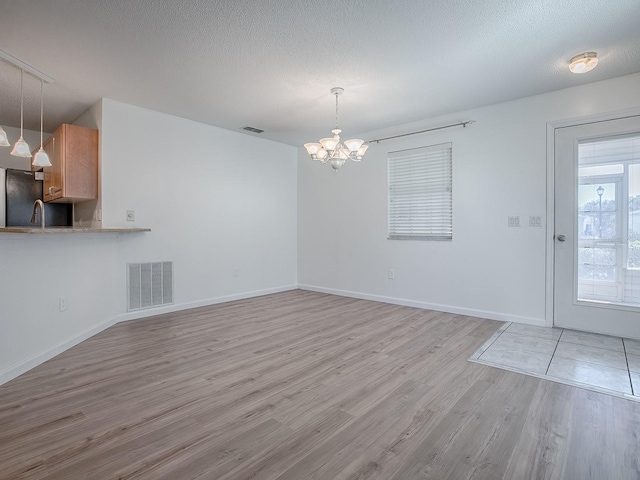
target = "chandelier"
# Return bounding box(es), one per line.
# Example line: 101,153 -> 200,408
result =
304,87 -> 368,170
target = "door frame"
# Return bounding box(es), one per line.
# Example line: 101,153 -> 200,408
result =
545,107 -> 640,328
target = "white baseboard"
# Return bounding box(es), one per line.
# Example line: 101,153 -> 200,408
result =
0,317 -> 118,386
0,284 -> 298,387
297,284 -> 545,327
115,284 -> 299,323
1,283 -> 542,386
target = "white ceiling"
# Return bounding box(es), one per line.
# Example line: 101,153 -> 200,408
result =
0,0 -> 639,146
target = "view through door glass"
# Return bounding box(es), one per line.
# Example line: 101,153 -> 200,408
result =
577,134 -> 640,307
554,116 -> 640,339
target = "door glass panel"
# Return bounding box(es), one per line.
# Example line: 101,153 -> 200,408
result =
577,133 -> 640,306
630,164 -> 640,269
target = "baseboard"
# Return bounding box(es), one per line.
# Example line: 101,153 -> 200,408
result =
0,316 -> 118,386
115,284 -> 298,323
1,283 -> 541,386
0,284 -> 298,387
297,284 -> 545,327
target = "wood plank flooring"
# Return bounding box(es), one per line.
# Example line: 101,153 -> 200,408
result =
1,290 -> 639,479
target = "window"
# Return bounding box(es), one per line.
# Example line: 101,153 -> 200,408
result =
388,143 -> 452,240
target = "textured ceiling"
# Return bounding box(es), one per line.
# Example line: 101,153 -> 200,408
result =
0,0 -> 639,146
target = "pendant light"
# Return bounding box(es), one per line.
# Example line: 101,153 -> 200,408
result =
32,79 -> 51,167
10,70 -> 32,158
0,126 -> 9,147
0,84 -> 9,147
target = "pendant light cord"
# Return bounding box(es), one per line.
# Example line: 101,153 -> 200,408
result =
40,80 -> 44,147
19,70 -> 24,137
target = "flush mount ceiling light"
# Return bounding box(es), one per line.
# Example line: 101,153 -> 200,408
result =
569,52 -> 598,74
304,87 -> 368,171
10,70 -> 32,158
32,79 -> 52,167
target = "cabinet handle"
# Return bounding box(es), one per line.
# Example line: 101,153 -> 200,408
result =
48,186 -> 60,196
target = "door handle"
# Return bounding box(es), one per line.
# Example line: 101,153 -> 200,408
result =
557,234 -> 566,242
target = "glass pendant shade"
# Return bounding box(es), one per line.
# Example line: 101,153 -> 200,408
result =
32,147 -> 51,167
11,136 -> 31,157
304,143 -> 322,156
344,139 -> 364,152
319,137 -> 339,152
355,144 -> 369,160
317,149 -> 328,160
0,126 -> 9,147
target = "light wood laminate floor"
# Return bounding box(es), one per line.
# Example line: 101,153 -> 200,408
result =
1,290 -> 639,479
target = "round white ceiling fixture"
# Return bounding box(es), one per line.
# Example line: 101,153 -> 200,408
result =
569,52 -> 598,74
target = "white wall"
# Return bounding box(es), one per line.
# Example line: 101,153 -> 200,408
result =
298,73 -> 640,326
100,99 -> 298,316
0,99 -> 298,384
72,101 -> 103,228
0,234 -> 120,383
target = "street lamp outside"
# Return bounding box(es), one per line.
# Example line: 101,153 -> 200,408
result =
597,185 -> 604,238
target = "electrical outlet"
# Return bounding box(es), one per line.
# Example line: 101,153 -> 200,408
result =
95,209 -> 102,221
529,215 -> 542,227
59,297 -> 68,312
126,210 -> 135,222
234,266 -> 240,277
388,269 -> 395,280
508,216 -> 520,227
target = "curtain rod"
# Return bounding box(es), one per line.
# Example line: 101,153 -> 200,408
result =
367,120 -> 475,144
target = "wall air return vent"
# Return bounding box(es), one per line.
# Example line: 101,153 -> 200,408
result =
242,126 -> 264,134
127,262 -> 173,312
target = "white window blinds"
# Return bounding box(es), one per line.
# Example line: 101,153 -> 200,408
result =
388,143 -> 452,240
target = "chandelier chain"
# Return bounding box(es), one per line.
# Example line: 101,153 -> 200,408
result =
335,92 -> 339,130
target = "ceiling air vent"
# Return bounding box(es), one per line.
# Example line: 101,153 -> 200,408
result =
242,126 -> 264,134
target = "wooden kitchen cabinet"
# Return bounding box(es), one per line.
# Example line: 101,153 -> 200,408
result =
43,124 -> 98,203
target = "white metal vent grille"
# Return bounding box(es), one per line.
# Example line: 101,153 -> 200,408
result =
127,262 -> 173,312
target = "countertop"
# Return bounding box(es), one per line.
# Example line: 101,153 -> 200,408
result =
0,227 -> 151,234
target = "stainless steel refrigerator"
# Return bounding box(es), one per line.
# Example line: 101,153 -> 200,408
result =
2,168 -> 72,227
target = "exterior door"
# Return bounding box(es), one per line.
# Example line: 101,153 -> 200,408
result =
554,116 -> 640,339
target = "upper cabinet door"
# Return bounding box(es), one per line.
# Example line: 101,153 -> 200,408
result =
43,124 -> 98,203
43,127 -> 64,202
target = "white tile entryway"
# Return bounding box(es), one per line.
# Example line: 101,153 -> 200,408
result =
469,323 -> 640,401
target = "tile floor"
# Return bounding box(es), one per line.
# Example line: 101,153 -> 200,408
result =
469,322 -> 640,401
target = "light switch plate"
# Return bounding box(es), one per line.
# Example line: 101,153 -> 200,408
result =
508,216 -> 520,227
529,215 -> 543,227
